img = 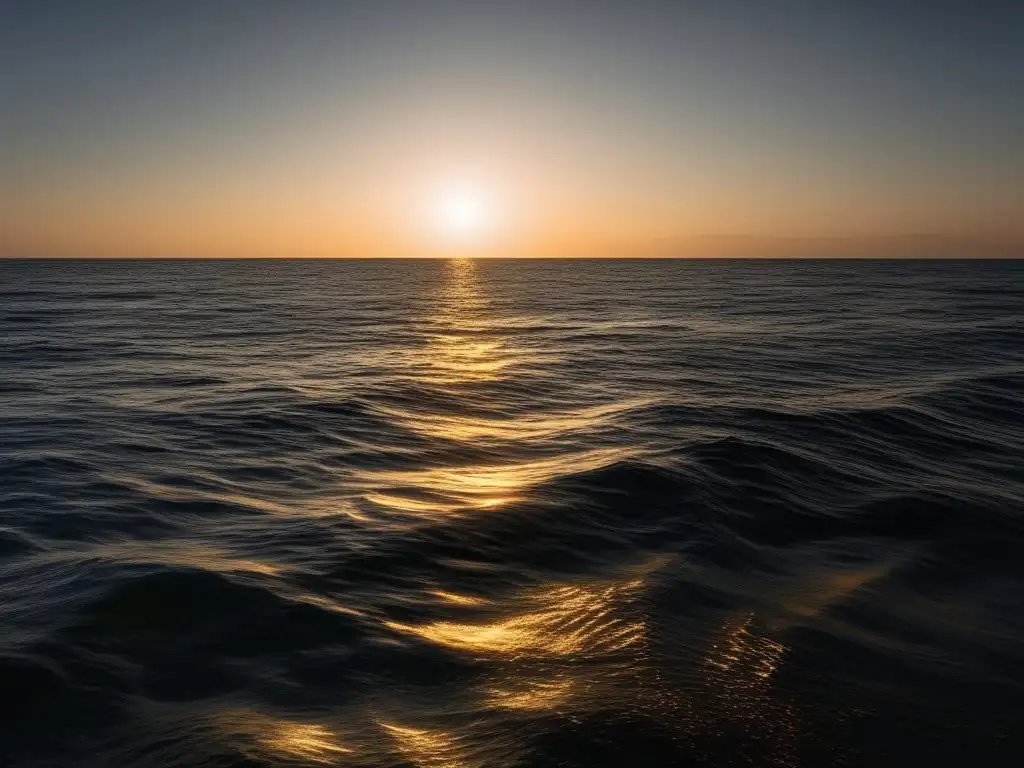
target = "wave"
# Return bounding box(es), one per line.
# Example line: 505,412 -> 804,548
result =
1,258 -> 1023,766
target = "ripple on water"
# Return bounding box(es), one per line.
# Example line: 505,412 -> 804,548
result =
1,258 -> 1023,767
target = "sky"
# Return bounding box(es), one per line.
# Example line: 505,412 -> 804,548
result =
2,0 -> 1022,257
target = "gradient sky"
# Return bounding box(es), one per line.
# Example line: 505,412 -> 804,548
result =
3,0 -> 1022,257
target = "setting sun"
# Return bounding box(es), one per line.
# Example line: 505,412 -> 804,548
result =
432,184 -> 496,247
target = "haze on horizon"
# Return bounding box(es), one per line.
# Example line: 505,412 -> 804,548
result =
2,0 -> 1022,258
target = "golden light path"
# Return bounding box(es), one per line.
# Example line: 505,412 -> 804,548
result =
359,445 -> 629,516
353,258 -> 643,517
379,722 -> 477,768
204,556 -> 875,768
372,562 -> 656,768
210,259 -> 894,768
384,579 -> 646,658
260,721 -> 354,764
338,260 -> 797,767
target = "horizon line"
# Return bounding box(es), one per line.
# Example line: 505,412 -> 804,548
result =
4,255 -> 1023,261
4,233 -> 1021,260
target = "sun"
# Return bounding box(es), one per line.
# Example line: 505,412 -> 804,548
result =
432,183 -> 495,246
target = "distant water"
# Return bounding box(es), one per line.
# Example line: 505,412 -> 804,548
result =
2,258 -> 1023,767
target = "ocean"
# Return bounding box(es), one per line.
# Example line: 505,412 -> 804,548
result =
1,258 -> 1023,767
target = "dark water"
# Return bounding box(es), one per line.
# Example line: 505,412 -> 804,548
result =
2,258 -> 1023,767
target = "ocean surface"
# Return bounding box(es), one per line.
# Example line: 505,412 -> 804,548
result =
2,258 -> 1023,767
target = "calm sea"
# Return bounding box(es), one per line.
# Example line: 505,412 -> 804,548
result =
2,258 -> 1023,767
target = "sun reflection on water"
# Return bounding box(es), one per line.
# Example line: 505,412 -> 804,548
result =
260,720 -> 353,763
273,261 -> 805,764
360,445 -> 630,516
414,258 -> 513,386
218,709 -> 353,765
84,539 -> 284,576
379,722 -> 476,768
351,259 -> 652,519
380,396 -> 657,445
429,589 -> 490,606
486,676 -> 576,711
373,566 -> 656,768
354,257 -> 574,516
386,577 -> 645,659
705,613 -> 787,681
706,615 -> 799,764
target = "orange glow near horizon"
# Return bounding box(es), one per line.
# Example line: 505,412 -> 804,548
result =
4,3 -> 1023,258
6,126 -> 1022,258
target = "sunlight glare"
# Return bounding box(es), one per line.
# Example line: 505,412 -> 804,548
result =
433,183 -> 495,246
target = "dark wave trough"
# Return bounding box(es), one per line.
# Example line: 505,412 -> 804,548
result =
1,258 -> 1023,767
